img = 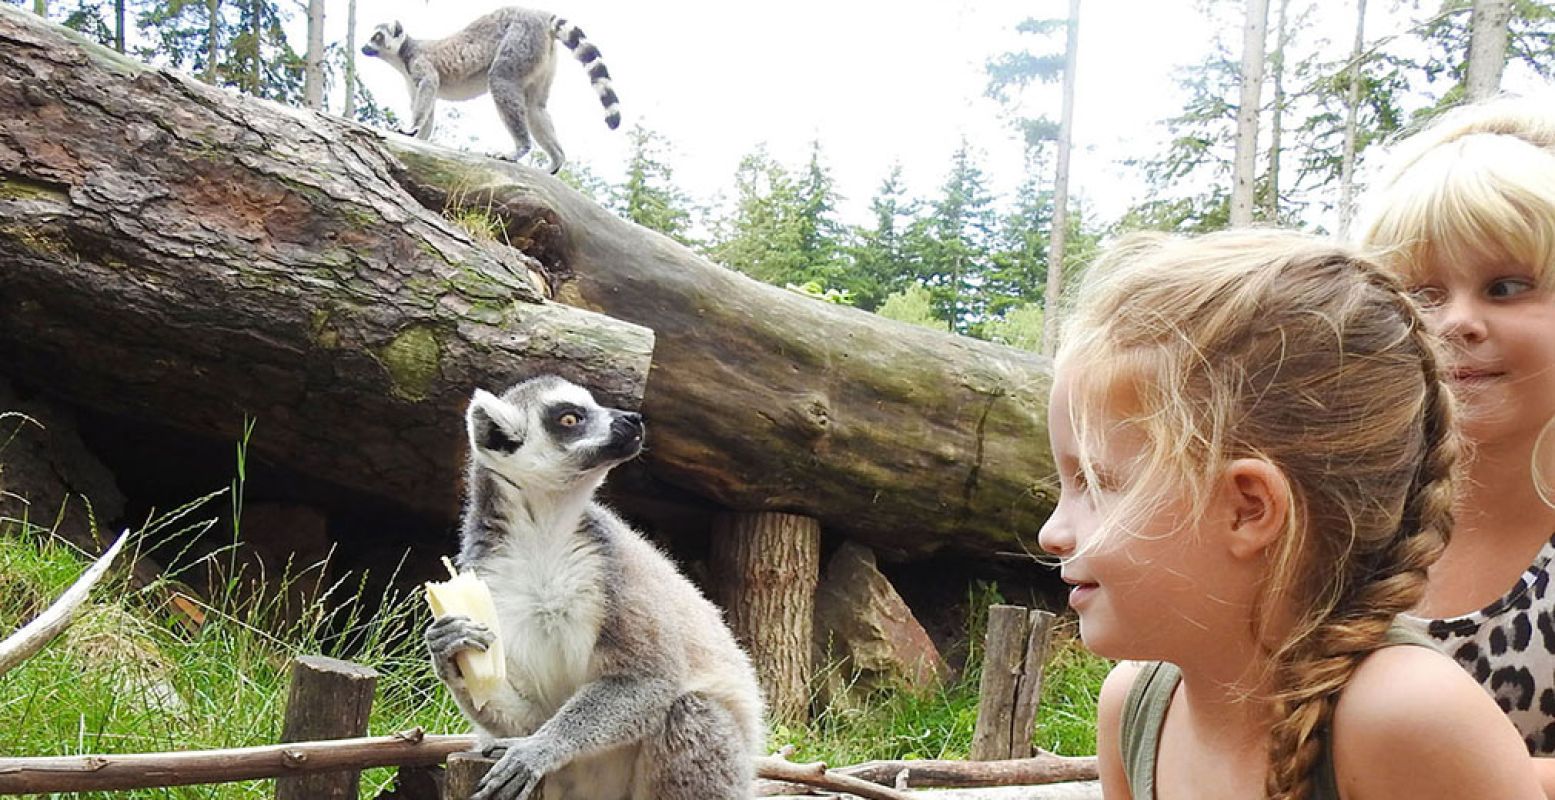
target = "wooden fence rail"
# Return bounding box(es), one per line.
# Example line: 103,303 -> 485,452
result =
0,730 -> 477,794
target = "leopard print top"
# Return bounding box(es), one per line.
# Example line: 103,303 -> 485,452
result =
1402,532 -> 1555,756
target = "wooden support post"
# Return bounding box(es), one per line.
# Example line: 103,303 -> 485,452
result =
710,511 -> 821,725
970,606 -> 1056,760
443,752 -> 496,800
276,655 -> 379,800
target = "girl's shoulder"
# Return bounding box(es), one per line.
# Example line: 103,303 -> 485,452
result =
1331,645 -> 1541,799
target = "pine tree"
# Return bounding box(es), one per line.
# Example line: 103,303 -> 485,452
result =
790,140 -> 845,288
709,146 -> 806,285
612,124 -> 695,246
917,142 -> 997,335
846,164 -> 921,311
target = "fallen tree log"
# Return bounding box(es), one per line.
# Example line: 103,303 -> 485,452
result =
0,7 -> 652,523
0,6 -> 1054,559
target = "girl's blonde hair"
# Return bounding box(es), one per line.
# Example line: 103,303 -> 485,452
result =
1360,95 -> 1555,284
1059,229 -> 1458,800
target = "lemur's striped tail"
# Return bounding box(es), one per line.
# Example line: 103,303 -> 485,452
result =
552,17 -> 621,130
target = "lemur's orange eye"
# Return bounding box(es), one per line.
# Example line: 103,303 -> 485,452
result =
558,412 -> 581,427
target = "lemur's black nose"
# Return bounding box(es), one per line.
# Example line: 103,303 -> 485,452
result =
616,412 -> 643,435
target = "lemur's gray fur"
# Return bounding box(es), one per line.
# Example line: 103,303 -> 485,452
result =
428,375 -> 765,800
361,7 -> 621,174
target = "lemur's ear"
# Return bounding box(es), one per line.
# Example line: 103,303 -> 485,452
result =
467,389 -> 523,455
392,20 -> 403,37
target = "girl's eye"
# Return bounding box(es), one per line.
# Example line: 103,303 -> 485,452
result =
558,412 -> 581,427
1487,277 -> 1535,299
1409,285 -> 1447,308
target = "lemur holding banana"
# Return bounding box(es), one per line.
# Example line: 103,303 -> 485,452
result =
361,7 -> 621,174
427,376 -> 766,800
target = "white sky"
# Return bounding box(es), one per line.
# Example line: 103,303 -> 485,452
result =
334,1 -> 1549,229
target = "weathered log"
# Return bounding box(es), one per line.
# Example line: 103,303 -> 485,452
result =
0,7 -> 653,524
277,655 -> 380,800
835,752 -> 1098,788
972,607 -> 1057,761
0,6 -> 1055,560
710,510 -> 821,724
442,752 -> 493,800
761,784 -> 1102,800
0,730 -> 478,793
388,147 -> 1057,558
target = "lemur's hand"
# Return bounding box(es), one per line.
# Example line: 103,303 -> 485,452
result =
425,614 -> 494,683
399,125 -> 421,138
473,736 -> 552,800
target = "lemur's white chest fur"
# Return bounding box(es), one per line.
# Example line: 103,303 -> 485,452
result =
474,481 -> 607,719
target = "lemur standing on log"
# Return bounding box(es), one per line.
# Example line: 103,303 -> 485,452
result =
427,376 -> 766,800
361,8 -> 621,174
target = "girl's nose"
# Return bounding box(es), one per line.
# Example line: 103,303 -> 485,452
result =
1038,502 -> 1076,557
1433,294 -> 1489,343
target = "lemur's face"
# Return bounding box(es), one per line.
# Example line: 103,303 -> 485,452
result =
361,21 -> 406,60
465,377 -> 645,493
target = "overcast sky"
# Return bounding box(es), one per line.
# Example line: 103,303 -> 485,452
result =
338,1 -> 1548,229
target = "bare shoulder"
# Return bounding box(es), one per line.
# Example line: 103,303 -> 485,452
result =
1096,660 -> 1144,800
1332,645 -> 1542,800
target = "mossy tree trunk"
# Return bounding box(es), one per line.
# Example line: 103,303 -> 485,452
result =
0,6 -> 652,521
0,5 -> 1055,560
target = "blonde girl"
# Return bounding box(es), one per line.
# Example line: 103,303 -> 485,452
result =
1039,230 -> 1539,799
1360,96 -> 1555,790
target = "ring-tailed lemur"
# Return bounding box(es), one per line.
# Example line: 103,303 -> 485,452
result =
427,376 -> 766,800
361,8 -> 621,174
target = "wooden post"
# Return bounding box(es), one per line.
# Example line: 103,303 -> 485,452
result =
710,511 -> 821,725
444,752 -> 496,800
970,606 -> 1056,760
276,655 -> 379,800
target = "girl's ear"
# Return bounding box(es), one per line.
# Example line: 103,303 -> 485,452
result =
1219,458 -> 1290,560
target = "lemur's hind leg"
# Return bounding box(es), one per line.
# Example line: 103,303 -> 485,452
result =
490,23 -> 548,163
528,97 -> 565,174
630,693 -> 749,800
523,42 -> 563,173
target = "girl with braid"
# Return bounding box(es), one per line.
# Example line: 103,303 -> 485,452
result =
1360,97 -> 1555,793
1038,229 -> 1540,799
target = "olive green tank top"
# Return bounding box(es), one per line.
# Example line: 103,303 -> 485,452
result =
1119,623 -> 1435,799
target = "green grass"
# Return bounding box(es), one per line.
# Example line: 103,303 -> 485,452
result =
0,511 -> 468,799
773,584 -> 1109,765
0,424 -> 1109,797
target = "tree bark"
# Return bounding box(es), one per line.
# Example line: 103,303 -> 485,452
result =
710,511 -> 821,724
276,656 -> 379,800
1337,0 -> 1367,239
0,5 -> 1054,561
1465,0 -> 1511,101
1263,0 -> 1290,221
114,0 -> 124,53
344,0 -> 358,119
1230,0 -> 1269,227
0,5 -> 654,523
1041,0 -> 1079,357
204,0 -> 219,83
303,0 -> 325,110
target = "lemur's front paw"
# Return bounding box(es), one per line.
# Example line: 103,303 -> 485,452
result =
399,125 -> 421,138
425,614 -> 494,683
472,736 -> 549,800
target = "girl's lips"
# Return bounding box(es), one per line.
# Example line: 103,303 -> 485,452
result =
1066,582 -> 1099,607
1451,368 -> 1504,382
